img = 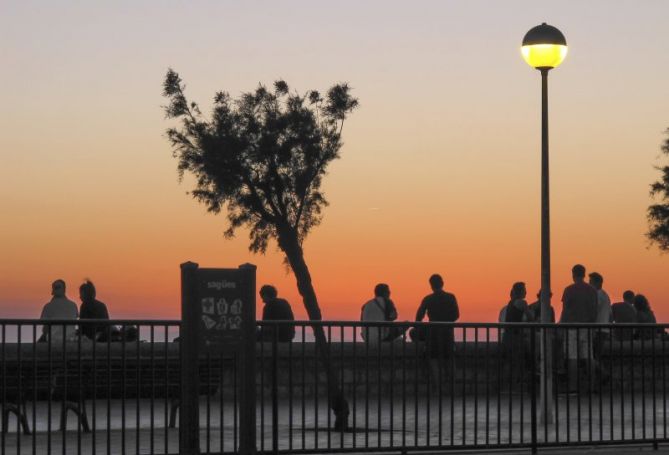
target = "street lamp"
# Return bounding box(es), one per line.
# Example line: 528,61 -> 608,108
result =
521,22 -> 567,424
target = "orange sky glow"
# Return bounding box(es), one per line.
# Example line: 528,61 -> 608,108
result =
1,1 -> 667,323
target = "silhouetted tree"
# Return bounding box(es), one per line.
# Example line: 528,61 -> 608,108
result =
648,128 -> 669,251
163,69 -> 358,429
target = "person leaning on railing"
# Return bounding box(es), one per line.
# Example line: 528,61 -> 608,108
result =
633,294 -> 662,340
257,284 -> 295,342
611,290 -> 637,341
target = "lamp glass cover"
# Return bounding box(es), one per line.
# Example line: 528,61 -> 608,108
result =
521,44 -> 567,69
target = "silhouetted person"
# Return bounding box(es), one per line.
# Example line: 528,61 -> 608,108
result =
414,274 -> 459,358
528,290 -> 555,323
634,294 -> 659,340
560,264 -> 598,391
502,282 -> 534,387
588,272 -> 612,325
257,285 -> 295,342
361,283 -> 401,345
612,290 -> 637,340
79,280 -> 110,341
40,279 -> 78,342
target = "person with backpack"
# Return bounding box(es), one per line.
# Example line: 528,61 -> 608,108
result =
361,283 -> 402,345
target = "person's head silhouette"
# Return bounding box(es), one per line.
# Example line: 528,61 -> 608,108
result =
429,274 -> 444,292
633,294 -> 651,313
79,280 -> 96,302
374,283 -> 390,300
259,285 -> 278,304
571,264 -> 586,283
510,282 -> 527,300
51,279 -> 66,298
588,272 -> 603,290
622,290 -> 635,304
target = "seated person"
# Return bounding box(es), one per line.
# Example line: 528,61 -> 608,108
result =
257,285 -> 295,342
528,290 -> 555,323
40,279 -> 78,342
611,290 -> 637,340
360,283 -> 402,344
79,280 -> 110,341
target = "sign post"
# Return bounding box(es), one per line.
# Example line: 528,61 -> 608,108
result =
180,262 -> 257,455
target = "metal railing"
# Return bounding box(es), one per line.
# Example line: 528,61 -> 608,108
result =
0,319 -> 667,454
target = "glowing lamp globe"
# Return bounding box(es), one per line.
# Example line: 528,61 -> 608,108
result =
522,23 -> 567,69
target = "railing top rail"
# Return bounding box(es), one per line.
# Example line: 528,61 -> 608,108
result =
256,320 -> 669,328
0,319 -> 180,325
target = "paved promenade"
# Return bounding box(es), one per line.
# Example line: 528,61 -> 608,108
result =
2,393 -> 669,454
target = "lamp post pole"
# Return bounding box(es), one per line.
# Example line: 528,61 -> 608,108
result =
521,22 -> 566,425
539,67 -> 554,424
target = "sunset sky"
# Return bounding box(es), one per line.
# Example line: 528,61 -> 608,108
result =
1,1 -> 668,322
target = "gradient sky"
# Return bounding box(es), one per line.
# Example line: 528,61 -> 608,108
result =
1,1 -> 668,322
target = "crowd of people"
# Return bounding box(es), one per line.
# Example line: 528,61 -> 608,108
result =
39,265 -> 660,353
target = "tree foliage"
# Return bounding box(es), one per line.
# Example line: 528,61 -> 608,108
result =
648,128 -> 669,251
162,69 -> 358,254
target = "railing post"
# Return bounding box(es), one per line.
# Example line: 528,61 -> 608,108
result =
238,263 -> 257,455
530,325 -> 538,454
180,261 -> 201,455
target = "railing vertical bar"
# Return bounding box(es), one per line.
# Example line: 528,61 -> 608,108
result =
598,327 -> 603,443
32,324 -> 37,455
530,324 -> 537,454
378,325 -> 382,448
585,327 -> 596,442
507,324 -> 512,445
662,329 -> 667,441
652,331 -> 658,449
565,327 -> 571,444
271,327 -> 278,455
219,348 -> 224,454
163,325 -> 168,454
233,349 -> 238,452
366,326 -> 370,449
149,325 -> 155,455
425,326 -> 430,448
77,323 -> 82,455
61,324 -> 66,455
485,327 -> 490,447
206,342 -> 212,454
438,326 -> 443,447
260,328 -> 265,453
1,324 -> 5,455
390,324 -> 395,449
553,326 -> 559,445
352,325 -> 357,451
631,331 -> 636,440
577,327 -> 583,443
401,325 -> 407,450
642,333 -> 647,441
340,325 -> 345,449
289,326 -> 294,452
327,324 -> 332,450
121,325 -> 126,454
496,325 -> 501,446
314,325 -> 319,451
136,329 -> 141,455
520,325 -> 525,445
474,328 -> 479,447
17,324 -> 22,455
301,325 -> 306,451
620,330 -> 626,441
413,325 -> 418,448
609,325 -> 614,442
462,327 -> 466,447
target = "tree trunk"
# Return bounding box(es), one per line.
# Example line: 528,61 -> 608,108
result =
277,226 -> 349,430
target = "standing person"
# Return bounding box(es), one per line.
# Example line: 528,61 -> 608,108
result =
528,290 -> 555,323
360,283 -> 401,345
560,264 -> 598,391
79,280 -> 110,341
588,272 -> 612,325
634,294 -> 659,340
40,279 -> 79,342
612,290 -> 637,341
502,282 -> 534,386
414,274 -> 460,358
257,285 -> 295,342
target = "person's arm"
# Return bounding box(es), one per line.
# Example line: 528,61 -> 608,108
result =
415,298 -> 427,321
386,299 -> 398,321
451,295 -> 460,322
